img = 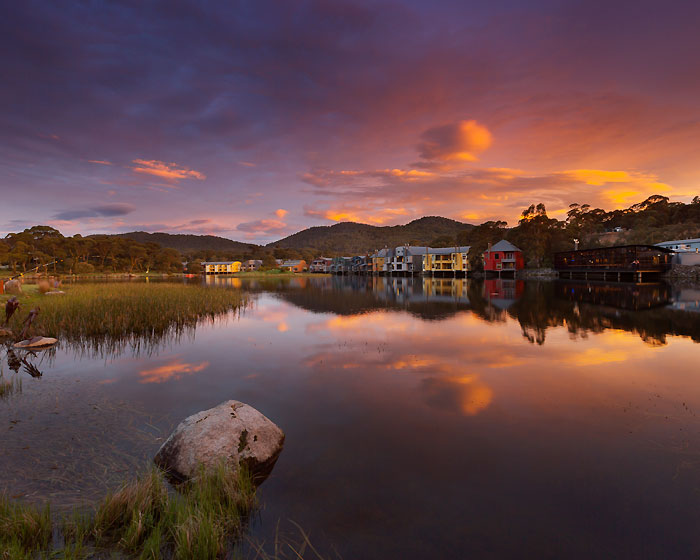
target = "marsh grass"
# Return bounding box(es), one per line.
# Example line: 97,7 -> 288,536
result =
1,283 -> 248,356
0,494 -> 51,556
0,373 -> 21,400
2,462 -> 260,559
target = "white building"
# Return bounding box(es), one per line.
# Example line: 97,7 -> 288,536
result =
388,246 -> 428,274
655,238 -> 700,252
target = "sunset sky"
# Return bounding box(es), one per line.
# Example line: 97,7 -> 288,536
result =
2,0 -> 699,243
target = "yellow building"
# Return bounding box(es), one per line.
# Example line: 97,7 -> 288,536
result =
202,261 -> 241,274
422,246 -> 471,275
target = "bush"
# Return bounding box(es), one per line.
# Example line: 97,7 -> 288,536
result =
74,262 -> 95,274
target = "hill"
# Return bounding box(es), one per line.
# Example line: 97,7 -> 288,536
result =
268,216 -> 474,254
110,232 -> 259,253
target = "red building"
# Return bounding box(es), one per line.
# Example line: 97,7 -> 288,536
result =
483,240 -> 525,272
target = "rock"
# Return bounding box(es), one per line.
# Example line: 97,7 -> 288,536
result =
3,280 -> 22,295
154,400 -> 284,484
0,328 -> 13,337
14,336 -> 58,349
44,291 -> 65,296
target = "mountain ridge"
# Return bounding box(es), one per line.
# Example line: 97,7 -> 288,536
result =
103,216 -> 475,255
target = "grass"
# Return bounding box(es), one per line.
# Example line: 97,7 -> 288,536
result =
0,373 -> 21,400
0,495 -> 52,556
1,283 -> 247,352
1,462 -> 257,559
0,464 -> 327,559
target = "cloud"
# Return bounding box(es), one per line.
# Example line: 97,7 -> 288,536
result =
53,203 -> 136,221
138,359 -> 209,384
304,205 -> 410,224
274,208 -> 288,218
88,160 -> 112,165
415,120 -> 492,167
129,160 -> 206,181
236,220 -> 287,238
301,164 -> 673,226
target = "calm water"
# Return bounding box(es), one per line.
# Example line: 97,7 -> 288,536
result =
3,276 -> 700,558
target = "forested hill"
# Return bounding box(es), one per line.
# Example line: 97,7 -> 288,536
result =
268,216 -> 474,254
111,232 -> 259,253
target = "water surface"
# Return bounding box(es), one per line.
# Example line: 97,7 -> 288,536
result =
2,277 -> 700,558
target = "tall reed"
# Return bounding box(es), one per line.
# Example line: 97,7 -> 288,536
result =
3,283 -> 248,356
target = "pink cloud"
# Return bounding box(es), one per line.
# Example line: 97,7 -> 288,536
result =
129,159 -> 206,182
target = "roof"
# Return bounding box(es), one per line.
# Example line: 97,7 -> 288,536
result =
201,261 -> 241,265
281,260 -> 304,266
656,238 -> 700,246
486,240 -> 521,253
425,246 -> 471,255
554,244 -> 674,255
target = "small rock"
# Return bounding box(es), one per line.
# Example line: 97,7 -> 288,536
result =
44,291 -> 65,296
14,336 -> 58,349
0,328 -> 12,337
154,400 -> 284,484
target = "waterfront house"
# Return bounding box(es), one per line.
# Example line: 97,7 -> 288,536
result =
310,257 -> 333,273
388,246 -> 429,275
554,245 -> 673,281
281,259 -> 307,273
331,256 -> 353,274
350,255 -> 371,274
423,246 -> 471,275
202,261 -> 242,274
483,240 -> 524,273
656,237 -> 700,252
241,259 -> 262,272
371,248 -> 393,274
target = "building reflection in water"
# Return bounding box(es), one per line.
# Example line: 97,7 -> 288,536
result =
554,280 -> 671,310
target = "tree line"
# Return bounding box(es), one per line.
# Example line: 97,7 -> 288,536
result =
448,195 -> 700,270
0,226 -> 318,275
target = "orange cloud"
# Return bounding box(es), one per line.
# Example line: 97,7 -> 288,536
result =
130,159 -> 206,181
416,120 -> 492,166
138,359 -> 209,384
275,208 -> 288,218
88,160 -> 113,165
305,205 -> 410,225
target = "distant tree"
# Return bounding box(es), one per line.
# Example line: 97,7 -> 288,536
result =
187,261 -> 202,274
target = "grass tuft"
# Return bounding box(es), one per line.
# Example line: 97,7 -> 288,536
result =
0,494 -> 52,556
0,374 -> 21,400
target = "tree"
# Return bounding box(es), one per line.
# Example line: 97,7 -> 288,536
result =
187,261 -> 202,274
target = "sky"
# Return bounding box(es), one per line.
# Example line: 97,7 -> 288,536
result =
1,0 -> 699,244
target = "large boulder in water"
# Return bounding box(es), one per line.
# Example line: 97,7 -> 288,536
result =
154,400 -> 284,483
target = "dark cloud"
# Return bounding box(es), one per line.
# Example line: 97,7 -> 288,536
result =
53,203 -> 135,221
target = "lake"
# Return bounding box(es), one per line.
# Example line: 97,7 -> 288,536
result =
2,276 -> 700,558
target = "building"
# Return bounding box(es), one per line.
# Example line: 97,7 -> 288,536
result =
423,246 -> 471,276
388,246 -> 429,275
554,245 -> 673,281
656,238 -> 700,253
280,259 -> 307,273
371,248 -> 393,274
331,256 -> 353,274
483,240 -> 524,273
241,259 -> 262,272
310,257 -> 332,273
350,255 -> 371,274
201,261 -> 241,274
